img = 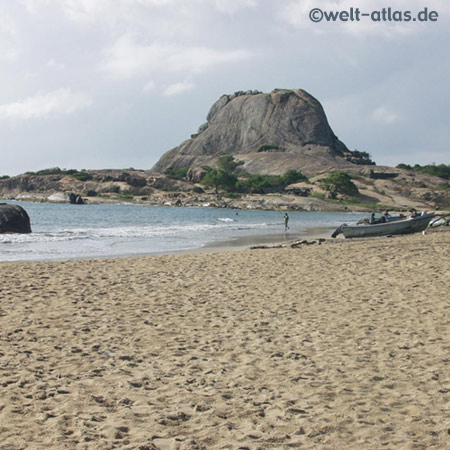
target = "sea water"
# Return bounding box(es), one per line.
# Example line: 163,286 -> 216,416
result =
0,201 -> 366,262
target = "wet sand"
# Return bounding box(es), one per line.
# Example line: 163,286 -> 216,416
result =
0,228 -> 449,449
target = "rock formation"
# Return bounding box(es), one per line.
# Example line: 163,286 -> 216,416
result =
152,89 -> 364,176
48,192 -> 84,204
0,203 -> 32,233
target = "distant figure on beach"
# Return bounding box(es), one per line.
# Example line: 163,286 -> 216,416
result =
284,213 -> 290,231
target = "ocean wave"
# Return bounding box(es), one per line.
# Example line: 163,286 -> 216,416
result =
0,221 -> 273,244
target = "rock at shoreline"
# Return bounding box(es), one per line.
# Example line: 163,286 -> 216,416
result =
48,192 -> 84,204
0,203 -> 32,233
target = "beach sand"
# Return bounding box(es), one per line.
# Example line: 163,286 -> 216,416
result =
1,229 -> 449,449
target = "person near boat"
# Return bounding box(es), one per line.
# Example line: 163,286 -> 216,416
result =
370,213 -> 387,225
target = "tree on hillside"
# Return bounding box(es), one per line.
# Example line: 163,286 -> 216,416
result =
217,155 -> 244,173
396,163 -> 450,180
319,172 -> 359,199
164,167 -> 189,180
281,169 -> 308,186
352,150 -> 375,165
201,169 -> 237,192
235,174 -> 282,194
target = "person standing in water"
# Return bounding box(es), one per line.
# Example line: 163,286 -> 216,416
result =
284,213 -> 290,231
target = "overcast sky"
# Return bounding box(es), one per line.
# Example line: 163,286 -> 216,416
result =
1,0 -> 449,176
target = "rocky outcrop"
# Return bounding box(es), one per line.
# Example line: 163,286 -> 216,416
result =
0,169 -> 154,200
0,174 -> 63,197
152,89 -> 359,176
150,175 -> 201,192
0,204 -> 32,233
186,167 -> 209,183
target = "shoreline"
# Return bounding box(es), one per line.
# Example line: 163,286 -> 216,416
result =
0,227 -> 334,264
1,195 -> 431,214
1,222 -> 446,264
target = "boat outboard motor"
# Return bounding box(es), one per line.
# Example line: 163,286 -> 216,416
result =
331,224 -> 347,238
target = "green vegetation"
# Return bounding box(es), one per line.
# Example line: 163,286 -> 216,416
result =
319,172 -> 359,199
235,175 -> 282,194
69,171 -> 93,181
25,167 -> 93,181
217,155 -> 244,172
396,163 -> 450,180
35,167 -> 63,175
201,168 -> 308,194
201,169 -> 238,192
352,150 -> 375,165
258,145 -> 282,152
0,175 -> 10,179
281,169 -> 308,186
164,167 -> 189,180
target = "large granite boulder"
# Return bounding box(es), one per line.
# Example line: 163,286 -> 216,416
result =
187,167 -> 209,183
151,89 -> 358,176
0,203 -> 32,233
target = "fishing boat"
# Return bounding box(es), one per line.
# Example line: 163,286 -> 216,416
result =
429,216 -> 450,227
332,212 -> 435,239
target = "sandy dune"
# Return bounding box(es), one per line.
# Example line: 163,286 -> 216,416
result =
1,229 -> 449,449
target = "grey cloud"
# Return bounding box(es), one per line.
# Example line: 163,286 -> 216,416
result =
0,0 -> 448,176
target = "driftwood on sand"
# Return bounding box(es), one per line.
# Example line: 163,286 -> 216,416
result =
250,238 -> 326,250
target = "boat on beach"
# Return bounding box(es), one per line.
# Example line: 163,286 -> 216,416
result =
332,212 -> 436,239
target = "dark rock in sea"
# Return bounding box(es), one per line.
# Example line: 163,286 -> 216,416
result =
151,88 -> 360,176
0,203 -> 32,233
70,193 -> 84,205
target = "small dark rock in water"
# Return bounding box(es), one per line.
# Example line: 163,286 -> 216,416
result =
70,193 -> 84,205
0,203 -> 32,233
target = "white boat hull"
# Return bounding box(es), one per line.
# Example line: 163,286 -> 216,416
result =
340,213 -> 435,239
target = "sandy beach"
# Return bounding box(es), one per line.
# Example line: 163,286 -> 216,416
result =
1,228 -> 449,449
